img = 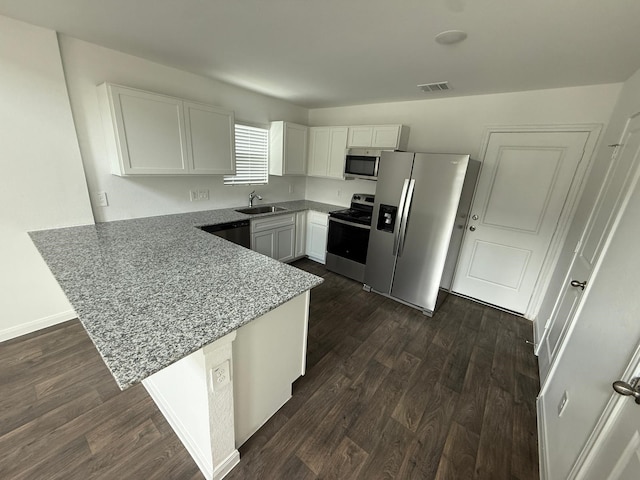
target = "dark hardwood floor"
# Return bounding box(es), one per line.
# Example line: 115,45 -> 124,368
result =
0,259 -> 539,479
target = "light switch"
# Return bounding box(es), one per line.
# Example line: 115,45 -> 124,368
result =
96,191 -> 109,207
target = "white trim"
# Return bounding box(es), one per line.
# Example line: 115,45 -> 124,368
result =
143,378 -> 215,479
212,450 -> 240,480
0,309 -> 76,342
537,394 -> 550,480
473,123 -> 603,323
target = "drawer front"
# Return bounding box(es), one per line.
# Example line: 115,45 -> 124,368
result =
307,211 -> 328,226
251,213 -> 296,233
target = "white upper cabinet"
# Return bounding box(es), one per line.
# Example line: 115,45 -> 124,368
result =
307,126 -> 348,179
98,83 -> 235,176
183,101 -> 235,174
269,121 -> 308,176
347,124 -> 408,150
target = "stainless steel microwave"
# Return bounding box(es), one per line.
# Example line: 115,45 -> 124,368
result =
344,149 -> 382,180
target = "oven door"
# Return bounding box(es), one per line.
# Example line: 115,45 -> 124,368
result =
327,218 -> 371,264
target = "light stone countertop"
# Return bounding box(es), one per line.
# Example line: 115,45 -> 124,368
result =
29,200 -> 342,389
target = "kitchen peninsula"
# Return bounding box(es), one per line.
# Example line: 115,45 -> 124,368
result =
29,200 -> 337,480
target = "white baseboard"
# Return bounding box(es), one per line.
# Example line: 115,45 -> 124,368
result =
0,309 -> 76,342
143,378 -> 215,480
213,450 -> 240,480
537,395 -> 549,480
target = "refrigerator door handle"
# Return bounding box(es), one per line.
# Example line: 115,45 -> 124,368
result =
393,179 -> 411,255
398,179 -> 416,257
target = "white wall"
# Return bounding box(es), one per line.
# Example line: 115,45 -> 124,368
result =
58,36 -> 310,222
309,84 -> 621,158
307,84 -> 622,312
305,176 -> 376,207
0,16 -> 94,341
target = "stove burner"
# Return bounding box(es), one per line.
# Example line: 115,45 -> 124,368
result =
329,194 -> 375,226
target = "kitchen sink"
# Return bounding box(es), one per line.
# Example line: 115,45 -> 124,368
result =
235,205 -> 288,215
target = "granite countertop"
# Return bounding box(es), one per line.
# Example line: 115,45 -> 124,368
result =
29,200 -> 342,389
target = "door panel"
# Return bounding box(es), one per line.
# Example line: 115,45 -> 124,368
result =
466,240 -> 531,288
580,400 -> 640,480
538,114 -> 640,384
483,147 -> 563,232
364,152 -> 414,294
391,153 -> 469,312
452,131 -> 590,313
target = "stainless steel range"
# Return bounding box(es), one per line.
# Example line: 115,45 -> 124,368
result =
326,193 -> 375,282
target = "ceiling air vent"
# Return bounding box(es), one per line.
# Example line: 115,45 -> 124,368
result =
417,82 -> 450,93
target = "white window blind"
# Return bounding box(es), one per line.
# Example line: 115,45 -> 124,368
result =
224,124 -> 269,185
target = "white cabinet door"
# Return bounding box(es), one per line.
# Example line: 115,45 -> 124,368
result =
270,121 -> 308,176
275,225 -> 295,263
307,127 -> 331,177
99,83 -> 236,176
371,125 -> 402,149
347,126 -> 374,148
183,101 -> 235,174
103,84 -> 188,175
346,125 -> 404,149
285,123 -> 308,175
327,128 -> 348,178
307,127 -> 347,179
306,211 -> 328,264
251,213 -> 296,262
251,230 -> 276,258
295,211 -> 307,258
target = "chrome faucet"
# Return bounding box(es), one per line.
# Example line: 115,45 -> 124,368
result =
248,190 -> 262,207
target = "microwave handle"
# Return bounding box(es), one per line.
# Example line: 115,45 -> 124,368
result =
393,179 -> 410,255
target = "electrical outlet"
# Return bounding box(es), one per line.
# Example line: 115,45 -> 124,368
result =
198,189 -> 209,201
337,189 -> 342,198
211,360 -> 230,391
96,191 -> 109,207
289,184 -> 294,194
558,390 -> 569,416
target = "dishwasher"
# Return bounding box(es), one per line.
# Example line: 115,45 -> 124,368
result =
198,220 -> 250,248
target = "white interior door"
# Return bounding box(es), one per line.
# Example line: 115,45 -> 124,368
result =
538,114 -> 640,384
578,368 -> 640,480
452,131 -> 590,314
537,144 -> 640,479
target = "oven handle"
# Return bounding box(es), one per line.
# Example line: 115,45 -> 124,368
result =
398,178 -> 415,257
393,179 -> 410,255
328,217 -> 371,230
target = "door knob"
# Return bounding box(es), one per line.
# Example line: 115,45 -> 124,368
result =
471,214 -> 479,220
469,226 -> 476,231
613,378 -> 640,404
570,280 -> 587,290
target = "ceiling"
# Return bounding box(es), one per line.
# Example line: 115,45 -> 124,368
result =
1,0 -> 639,108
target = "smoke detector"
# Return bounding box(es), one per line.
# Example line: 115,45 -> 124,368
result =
417,82 -> 451,93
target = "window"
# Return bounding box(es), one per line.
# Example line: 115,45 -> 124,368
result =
224,124 -> 269,185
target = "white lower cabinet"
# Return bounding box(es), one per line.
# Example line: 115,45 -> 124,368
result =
251,210 -> 327,264
306,211 -> 328,264
294,211 -> 307,259
251,213 -> 296,263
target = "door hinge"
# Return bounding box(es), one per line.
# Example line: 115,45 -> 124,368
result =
574,238 -> 582,254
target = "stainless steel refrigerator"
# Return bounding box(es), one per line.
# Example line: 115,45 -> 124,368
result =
364,151 -> 479,315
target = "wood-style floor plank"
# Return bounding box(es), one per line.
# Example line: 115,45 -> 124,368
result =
0,258 -> 540,479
